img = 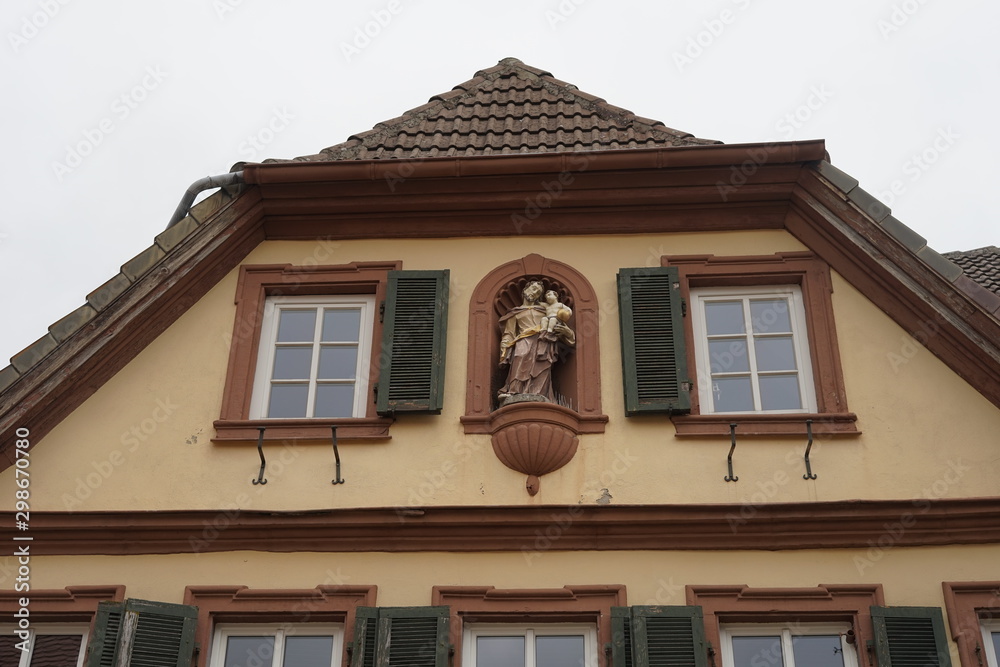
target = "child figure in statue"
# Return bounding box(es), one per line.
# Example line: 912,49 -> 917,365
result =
540,290 -> 572,334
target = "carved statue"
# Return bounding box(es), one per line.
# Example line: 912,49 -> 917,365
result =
498,281 -> 575,406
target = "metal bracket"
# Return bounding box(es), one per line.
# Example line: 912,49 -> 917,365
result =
725,423 -> 739,482
331,426 -> 345,485
802,419 -> 817,480
252,427 -> 267,485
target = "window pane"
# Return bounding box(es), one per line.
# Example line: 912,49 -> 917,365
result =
283,636 -> 335,667
29,635 -> 84,666
225,636 -> 275,667
705,301 -> 746,335
277,310 -> 317,343
791,635 -> 844,667
268,384 -> 309,418
713,376 -> 754,412
477,636 -> 525,667
759,374 -> 802,411
322,309 -> 362,342
731,636 -> 783,667
709,339 -> 750,373
314,384 -> 355,418
536,635 -> 585,667
750,298 -> 792,333
272,346 -> 314,380
318,346 -> 359,379
992,632 -> 1000,659
754,336 -> 797,372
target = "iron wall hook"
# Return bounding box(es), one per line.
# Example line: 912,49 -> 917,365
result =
252,427 -> 267,485
802,419 -> 817,480
725,423 -> 739,482
331,426 -> 345,485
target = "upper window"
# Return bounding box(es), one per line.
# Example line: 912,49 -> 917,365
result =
690,286 -> 816,414
250,295 -> 376,419
209,623 -> 343,667
0,624 -> 88,666
720,623 -> 857,667
463,624 -> 598,667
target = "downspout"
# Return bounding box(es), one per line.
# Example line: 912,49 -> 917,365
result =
165,171 -> 245,229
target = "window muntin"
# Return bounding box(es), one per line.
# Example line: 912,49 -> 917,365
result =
0,624 -> 88,667
720,623 -> 857,667
464,624 -> 597,667
691,286 -> 816,414
982,619 -> 1000,667
209,623 -> 343,667
250,295 -> 376,419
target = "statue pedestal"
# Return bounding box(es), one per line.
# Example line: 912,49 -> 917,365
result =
488,400 -> 580,496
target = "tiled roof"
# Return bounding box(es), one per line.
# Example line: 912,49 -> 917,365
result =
943,246 -> 1000,296
276,57 -> 718,162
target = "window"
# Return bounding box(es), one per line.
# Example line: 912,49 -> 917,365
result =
981,619 -> 1000,667
617,253 -> 858,437
690,286 -> 816,414
0,624 -> 88,666
251,296 -> 376,419
464,624 -> 597,667
215,263 -> 449,441
209,623 -> 343,667
719,623 -> 857,667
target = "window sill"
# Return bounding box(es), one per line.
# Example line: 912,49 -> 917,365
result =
670,412 -> 859,437
213,418 -> 393,442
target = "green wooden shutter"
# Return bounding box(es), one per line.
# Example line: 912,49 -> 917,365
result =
86,598 -> 197,667
377,270 -> 449,415
352,606 -> 450,667
871,606 -> 952,667
87,601 -> 124,667
611,606 -> 707,667
617,268 -> 690,415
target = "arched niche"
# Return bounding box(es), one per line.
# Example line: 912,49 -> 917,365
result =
461,253 -> 607,435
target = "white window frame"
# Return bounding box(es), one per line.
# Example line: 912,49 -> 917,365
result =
0,623 -> 88,666
720,622 -> 857,667
208,622 -> 344,667
982,618 -> 1000,667
250,295 -> 376,419
463,623 -> 598,667
690,285 -> 817,414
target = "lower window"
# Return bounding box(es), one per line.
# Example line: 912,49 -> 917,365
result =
720,623 -> 857,667
0,624 -> 88,666
210,623 -> 343,667
983,619 -> 1000,667
464,624 -> 597,667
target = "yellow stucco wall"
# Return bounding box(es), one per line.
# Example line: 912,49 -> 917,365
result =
11,544 -> 1000,609
4,230 -> 1000,512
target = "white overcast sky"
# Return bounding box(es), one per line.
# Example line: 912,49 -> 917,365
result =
0,0 -> 997,364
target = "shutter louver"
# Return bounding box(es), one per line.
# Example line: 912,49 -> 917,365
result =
612,606 -> 707,667
617,268 -> 690,415
87,599 -> 196,667
377,270 -> 449,414
871,606 -> 952,667
355,606 -> 450,667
